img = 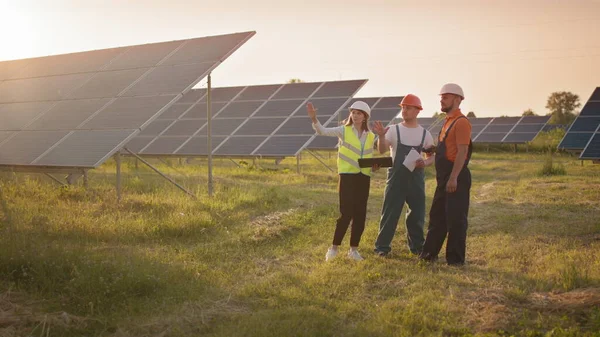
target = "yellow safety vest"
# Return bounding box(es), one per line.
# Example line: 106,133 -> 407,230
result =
338,125 -> 375,176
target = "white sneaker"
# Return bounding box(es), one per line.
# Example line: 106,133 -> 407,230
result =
348,249 -> 364,261
325,247 -> 338,261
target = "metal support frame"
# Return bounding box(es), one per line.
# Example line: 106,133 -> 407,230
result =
306,150 -> 334,173
229,159 -> 241,168
124,148 -> 196,199
207,73 -> 213,197
44,173 -> 66,187
83,170 -> 88,188
116,152 -> 121,203
296,155 -> 300,174
158,158 -> 188,176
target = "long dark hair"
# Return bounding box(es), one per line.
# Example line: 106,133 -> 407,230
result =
344,110 -> 370,132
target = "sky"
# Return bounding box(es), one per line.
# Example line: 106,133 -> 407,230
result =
1,0 -> 599,118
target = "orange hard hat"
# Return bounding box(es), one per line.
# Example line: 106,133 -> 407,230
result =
399,94 -> 423,110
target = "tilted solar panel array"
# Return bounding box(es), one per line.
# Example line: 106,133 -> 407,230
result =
579,88 -> 600,159
474,117 -> 522,143
126,80 -> 367,157
558,87 -> 600,151
502,116 -> 550,143
0,31 -> 255,169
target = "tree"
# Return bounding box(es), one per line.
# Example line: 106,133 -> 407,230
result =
287,78 -> 304,83
545,91 -> 580,124
466,111 -> 476,118
432,111 -> 445,119
522,109 -> 537,116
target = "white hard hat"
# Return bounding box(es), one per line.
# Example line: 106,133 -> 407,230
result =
348,101 -> 371,117
439,83 -> 465,99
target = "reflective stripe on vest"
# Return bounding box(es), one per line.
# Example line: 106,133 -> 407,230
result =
338,125 -> 375,175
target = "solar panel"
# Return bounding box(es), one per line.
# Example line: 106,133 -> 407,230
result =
589,87 -> 600,102
474,117 -> 521,143
560,132 -> 594,150
0,31 -> 255,170
558,87 -> 600,150
501,115 -> 550,143
307,136 -> 339,150
129,79 -> 367,157
579,126 -> 600,159
580,101 -> 600,117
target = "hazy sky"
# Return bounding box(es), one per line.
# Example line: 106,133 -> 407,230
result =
1,0 -> 599,117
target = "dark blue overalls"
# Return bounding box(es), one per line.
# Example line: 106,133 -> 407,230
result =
420,116 -> 473,265
374,125 -> 427,255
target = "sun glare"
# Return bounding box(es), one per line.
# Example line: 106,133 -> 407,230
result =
0,3 -> 37,61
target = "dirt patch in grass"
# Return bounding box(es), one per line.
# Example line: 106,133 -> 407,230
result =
474,181 -> 497,203
463,288 -> 512,333
528,287 -> 600,312
462,287 -> 600,333
249,208 -> 299,241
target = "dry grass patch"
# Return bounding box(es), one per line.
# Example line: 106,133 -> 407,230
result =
0,291 -> 89,337
249,208 -> 299,241
528,287 -> 600,312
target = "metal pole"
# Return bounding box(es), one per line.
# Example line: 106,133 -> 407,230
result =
207,73 -> 213,197
83,170 -> 88,189
124,149 -> 197,198
116,153 -> 121,203
296,155 -> 300,174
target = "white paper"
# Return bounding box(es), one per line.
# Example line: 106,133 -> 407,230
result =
402,148 -> 422,172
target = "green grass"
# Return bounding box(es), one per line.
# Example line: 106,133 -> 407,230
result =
1,152 -> 599,336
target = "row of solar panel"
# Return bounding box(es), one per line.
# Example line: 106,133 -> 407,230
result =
564,87 -> 600,159
127,80 -> 367,157
0,31 -> 597,170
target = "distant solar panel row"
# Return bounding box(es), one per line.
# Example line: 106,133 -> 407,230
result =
126,80 -> 367,157
0,32 -> 255,169
396,115 -> 550,144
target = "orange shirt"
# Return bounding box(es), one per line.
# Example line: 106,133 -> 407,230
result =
438,109 -> 472,162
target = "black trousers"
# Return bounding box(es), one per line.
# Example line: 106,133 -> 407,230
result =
421,168 -> 471,264
333,173 -> 371,247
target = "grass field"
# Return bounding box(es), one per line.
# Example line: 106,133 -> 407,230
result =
1,151 -> 599,337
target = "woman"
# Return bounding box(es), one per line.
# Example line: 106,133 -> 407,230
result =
307,101 -> 377,261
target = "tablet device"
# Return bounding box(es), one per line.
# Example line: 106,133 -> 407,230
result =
358,157 -> 393,168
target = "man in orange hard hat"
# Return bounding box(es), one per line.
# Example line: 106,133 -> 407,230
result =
372,94 -> 435,256
420,83 -> 473,266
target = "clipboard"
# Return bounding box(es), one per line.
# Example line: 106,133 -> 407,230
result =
358,157 -> 393,168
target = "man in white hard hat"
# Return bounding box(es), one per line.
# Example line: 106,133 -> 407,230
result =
372,94 -> 435,257
419,83 -> 473,266
307,100 -> 378,262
